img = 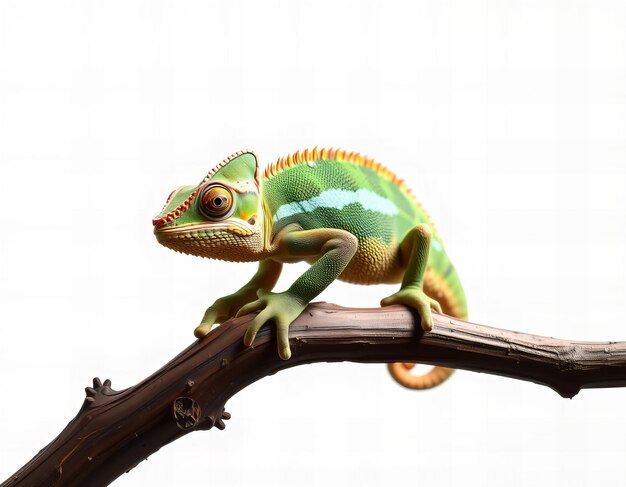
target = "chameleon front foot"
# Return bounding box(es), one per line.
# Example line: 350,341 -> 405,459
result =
237,289 -> 307,360
194,287 -> 259,338
381,286 -> 442,331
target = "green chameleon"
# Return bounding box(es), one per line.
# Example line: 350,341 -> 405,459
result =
153,148 -> 467,389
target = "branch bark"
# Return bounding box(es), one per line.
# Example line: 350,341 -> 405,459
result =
3,303 -> 626,486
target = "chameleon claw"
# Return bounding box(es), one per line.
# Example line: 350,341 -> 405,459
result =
195,308 -> 220,338
277,324 -> 292,360
194,323 -> 214,338
278,345 -> 291,361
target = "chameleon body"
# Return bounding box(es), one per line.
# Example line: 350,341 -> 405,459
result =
153,148 -> 467,389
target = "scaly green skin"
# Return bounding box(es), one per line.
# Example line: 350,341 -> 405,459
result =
154,148 -> 467,388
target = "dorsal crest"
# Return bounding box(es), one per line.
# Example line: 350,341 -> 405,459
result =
264,147 -> 408,189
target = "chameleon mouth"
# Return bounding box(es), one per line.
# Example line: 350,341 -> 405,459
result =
153,220 -> 255,240
153,220 -> 262,262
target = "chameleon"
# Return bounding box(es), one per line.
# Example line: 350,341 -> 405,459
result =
153,148 -> 467,389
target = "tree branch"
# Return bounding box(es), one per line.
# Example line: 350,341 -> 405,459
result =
3,303 -> 626,486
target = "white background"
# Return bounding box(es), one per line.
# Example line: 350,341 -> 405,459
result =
1,1 -> 626,486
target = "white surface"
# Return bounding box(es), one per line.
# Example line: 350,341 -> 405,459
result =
1,1 -> 626,486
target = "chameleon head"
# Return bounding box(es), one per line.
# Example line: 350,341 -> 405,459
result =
152,151 -> 266,262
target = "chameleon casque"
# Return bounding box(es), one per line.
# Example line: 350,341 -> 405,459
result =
153,148 -> 468,389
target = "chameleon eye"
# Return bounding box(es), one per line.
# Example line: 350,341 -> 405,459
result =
198,184 -> 234,220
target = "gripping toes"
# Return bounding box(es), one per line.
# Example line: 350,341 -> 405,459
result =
194,308 -> 219,338
237,289 -> 306,360
381,287 -> 442,332
194,291 -> 253,338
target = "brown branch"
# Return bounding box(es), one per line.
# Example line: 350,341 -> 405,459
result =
3,303 -> 626,486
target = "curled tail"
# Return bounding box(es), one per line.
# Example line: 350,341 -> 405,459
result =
388,363 -> 454,389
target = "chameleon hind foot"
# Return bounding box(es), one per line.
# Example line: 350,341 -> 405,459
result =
381,286 -> 442,332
